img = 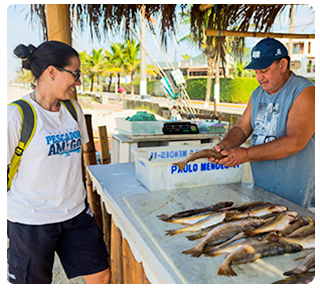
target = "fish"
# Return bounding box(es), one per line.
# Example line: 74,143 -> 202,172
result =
159,212 -> 217,225
266,233 -> 315,249
243,211 -> 298,237
287,216 -> 315,238
204,236 -> 266,258
182,218 -> 266,257
225,204 -> 287,221
165,211 -> 226,236
217,201 -> 273,212
172,148 -> 226,171
158,201 -> 233,222
283,252 -> 315,276
217,240 -> 303,277
272,272 -> 315,284
278,217 -> 309,237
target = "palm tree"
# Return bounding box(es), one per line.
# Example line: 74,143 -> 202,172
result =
179,8 -> 221,104
105,42 -> 126,91
122,39 -> 141,96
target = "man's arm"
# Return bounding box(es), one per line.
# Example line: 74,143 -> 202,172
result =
218,86 -> 315,167
210,97 -> 253,152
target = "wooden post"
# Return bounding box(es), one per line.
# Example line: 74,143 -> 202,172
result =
45,4 -> 77,100
45,4 -> 71,44
111,219 -> 123,284
98,126 -> 111,164
82,114 -> 103,228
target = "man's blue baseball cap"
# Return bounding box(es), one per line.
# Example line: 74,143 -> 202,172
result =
244,37 -> 288,70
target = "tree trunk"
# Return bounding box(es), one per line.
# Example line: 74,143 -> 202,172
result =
205,55 -> 214,104
131,72 -> 134,96
117,73 -> 121,88
90,76 -> 94,92
214,55 -> 220,104
107,73 -> 113,92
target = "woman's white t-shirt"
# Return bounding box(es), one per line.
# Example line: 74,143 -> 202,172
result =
7,94 -> 89,225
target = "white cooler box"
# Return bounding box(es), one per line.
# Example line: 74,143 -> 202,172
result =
131,144 -> 242,192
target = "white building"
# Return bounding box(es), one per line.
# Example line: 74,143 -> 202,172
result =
284,39 -> 315,78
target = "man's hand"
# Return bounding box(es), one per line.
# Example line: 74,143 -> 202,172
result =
208,146 -> 248,167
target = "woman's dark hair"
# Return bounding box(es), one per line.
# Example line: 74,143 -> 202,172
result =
14,41 -> 79,80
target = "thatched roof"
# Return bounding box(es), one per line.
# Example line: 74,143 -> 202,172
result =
29,4 -> 304,66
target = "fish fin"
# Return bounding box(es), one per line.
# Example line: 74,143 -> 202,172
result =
205,250 -> 223,258
224,211 -> 239,220
283,268 -> 304,277
182,245 -> 205,257
165,229 -> 179,236
265,233 -> 281,242
172,161 -> 186,171
186,234 -> 199,241
217,262 -> 237,277
157,214 -> 171,221
243,230 -> 256,237
307,216 -> 315,225
293,255 -> 307,262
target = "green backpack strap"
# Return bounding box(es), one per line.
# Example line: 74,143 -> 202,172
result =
7,98 -> 37,191
60,99 -> 78,122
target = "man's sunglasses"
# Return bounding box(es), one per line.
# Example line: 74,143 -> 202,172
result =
55,66 -> 81,82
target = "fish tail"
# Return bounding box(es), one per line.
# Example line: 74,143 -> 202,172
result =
157,214 -> 170,221
182,245 -> 205,257
172,161 -> 187,171
217,262 -> 237,277
165,229 -> 180,236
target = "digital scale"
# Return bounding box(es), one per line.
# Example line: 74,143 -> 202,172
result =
162,122 -> 199,135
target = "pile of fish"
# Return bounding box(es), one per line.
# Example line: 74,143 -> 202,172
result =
158,201 -> 315,278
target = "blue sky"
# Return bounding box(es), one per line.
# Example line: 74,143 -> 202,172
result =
6,4 -> 315,84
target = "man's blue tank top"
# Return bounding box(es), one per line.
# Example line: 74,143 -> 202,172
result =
250,72 -> 315,208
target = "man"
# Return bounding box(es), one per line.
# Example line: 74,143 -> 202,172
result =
210,37 -> 315,208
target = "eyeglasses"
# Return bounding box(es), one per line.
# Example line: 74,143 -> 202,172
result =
55,66 -> 81,82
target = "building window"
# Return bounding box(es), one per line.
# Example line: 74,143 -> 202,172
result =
293,42 -> 304,54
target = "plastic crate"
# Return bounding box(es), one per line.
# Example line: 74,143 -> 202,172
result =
115,118 -> 164,135
132,144 -> 242,192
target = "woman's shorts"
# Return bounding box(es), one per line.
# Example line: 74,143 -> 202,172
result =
7,203 -> 109,284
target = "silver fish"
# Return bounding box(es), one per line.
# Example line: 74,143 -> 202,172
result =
243,211 -> 297,237
217,240 -> 303,277
182,218 -> 266,257
182,218 -> 265,257
283,252 -> 315,276
272,272 -> 315,284
158,201 -> 233,222
165,211 -> 226,236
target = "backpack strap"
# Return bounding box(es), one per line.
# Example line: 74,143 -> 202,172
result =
7,98 -> 37,191
60,99 -> 78,122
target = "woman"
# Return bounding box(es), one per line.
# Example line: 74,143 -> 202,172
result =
7,41 -> 111,284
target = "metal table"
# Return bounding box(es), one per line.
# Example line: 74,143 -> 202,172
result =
87,163 -> 314,284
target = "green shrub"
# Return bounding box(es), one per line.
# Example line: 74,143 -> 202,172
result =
186,77 -> 259,104
147,77 -> 259,104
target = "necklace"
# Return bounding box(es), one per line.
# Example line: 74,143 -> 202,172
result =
32,91 -> 36,102
32,91 -> 61,110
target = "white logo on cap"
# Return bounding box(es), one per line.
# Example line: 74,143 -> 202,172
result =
253,51 -> 260,59
275,48 -> 282,56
